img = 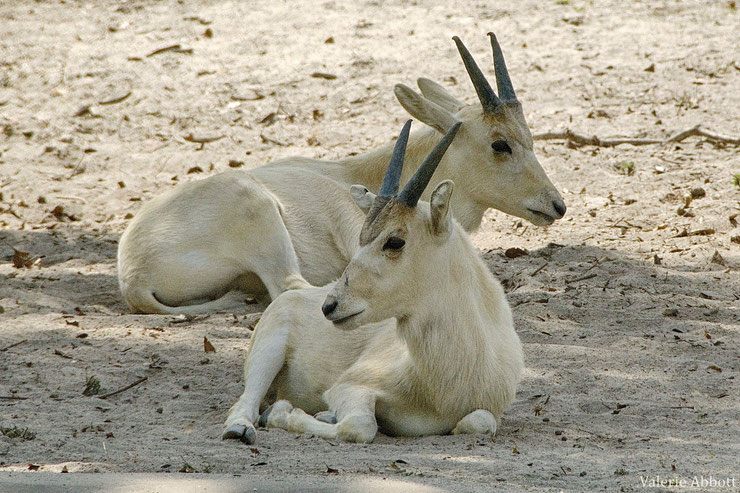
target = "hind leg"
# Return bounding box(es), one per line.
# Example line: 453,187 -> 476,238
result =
232,191 -> 309,300
451,409 -> 497,436
222,317 -> 292,444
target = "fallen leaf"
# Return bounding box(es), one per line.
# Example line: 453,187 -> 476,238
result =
203,336 -> 216,353
710,250 -> 726,266
311,72 -> 337,80
187,166 -> 203,174
326,464 -> 339,474
706,365 -> 722,372
258,112 -> 277,126
504,247 -> 528,258
12,248 -> 38,269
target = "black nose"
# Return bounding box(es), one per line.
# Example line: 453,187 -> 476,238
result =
322,299 -> 338,317
553,200 -> 566,218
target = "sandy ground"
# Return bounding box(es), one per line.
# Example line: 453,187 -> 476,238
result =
1,0 -> 738,491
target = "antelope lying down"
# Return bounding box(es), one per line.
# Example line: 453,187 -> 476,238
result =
222,121 -> 523,444
117,34 -> 565,314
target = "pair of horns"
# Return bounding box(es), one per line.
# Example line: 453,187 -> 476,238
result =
453,33 -> 517,113
376,119 -> 461,209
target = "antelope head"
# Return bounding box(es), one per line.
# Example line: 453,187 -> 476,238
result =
394,33 -> 566,226
322,120 -> 462,329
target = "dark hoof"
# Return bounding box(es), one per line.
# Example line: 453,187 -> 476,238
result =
222,424 -> 256,444
315,411 -> 337,424
257,405 -> 274,428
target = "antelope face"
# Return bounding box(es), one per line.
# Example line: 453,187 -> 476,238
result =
453,104 -> 565,226
394,34 -> 566,227
322,121 -> 458,330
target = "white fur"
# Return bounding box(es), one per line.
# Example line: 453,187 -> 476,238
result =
222,182 -> 524,444
118,77 -> 565,313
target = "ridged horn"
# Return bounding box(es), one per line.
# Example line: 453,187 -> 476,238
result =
488,32 -> 517,102
360,120 -> 413,236
452,36 -> 501,113
398,122 -> 462,207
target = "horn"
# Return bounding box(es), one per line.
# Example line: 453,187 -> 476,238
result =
398,122 -> 462,207
452,36 -> 501,113
378,119 -> 412,198
488,32 -> 517,102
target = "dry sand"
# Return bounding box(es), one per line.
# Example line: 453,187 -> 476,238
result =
1,0 -> 738,491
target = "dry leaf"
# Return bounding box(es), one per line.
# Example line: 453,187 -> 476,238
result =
504,247 -> 528,258
12,248 -> 41,269
710,250 -> 726,266
203,336 -> 216,353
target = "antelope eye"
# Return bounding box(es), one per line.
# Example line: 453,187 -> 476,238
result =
382,236 -> 406,251
491,140 -> 512,154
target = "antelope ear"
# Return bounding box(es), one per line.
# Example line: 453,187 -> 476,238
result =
350,185 -> 376,214
417,78 -> 464,113
429,180 -> 454,237
394,84 -> 460,134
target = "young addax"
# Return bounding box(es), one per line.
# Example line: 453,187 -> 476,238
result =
117,33 -> 565,314
222,120 -> 524,444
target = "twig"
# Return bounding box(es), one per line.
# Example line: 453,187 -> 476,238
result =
534,129 -> 662,147
260,134 -> 287,146
0,396 -> 28,400
53,196 -> 88,204
565,273 -> 597,284
146,44 -> 181,57
99,92 -> 132,105
99,376 -> 148,400
534,124 -> 740,147
1,339 -> 27,352
531,262 -> 548,276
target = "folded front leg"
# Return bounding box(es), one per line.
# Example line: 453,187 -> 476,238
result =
222,319 -> 292,444
259,384 -> 378,443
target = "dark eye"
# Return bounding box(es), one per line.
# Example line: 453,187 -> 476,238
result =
491,140 -> 512,154
382,236 -> 406,251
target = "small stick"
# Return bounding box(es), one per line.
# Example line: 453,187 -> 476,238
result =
531,262 -> 548,276
53,196 -> 88,204
566,273 -> 597,284
533,130 -> 662,147
146,44 -> 181,57
534,125 -> 740,147
99,377 -> 148,400
183,133 -> 224,144
260,134 -> 286,146
1,339 -> 27,352
0,396 -> 28,400
99,92 -> 132,105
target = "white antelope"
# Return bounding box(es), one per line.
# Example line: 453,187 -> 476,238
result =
222,120 -> 523,444
117,34 -> 565,314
